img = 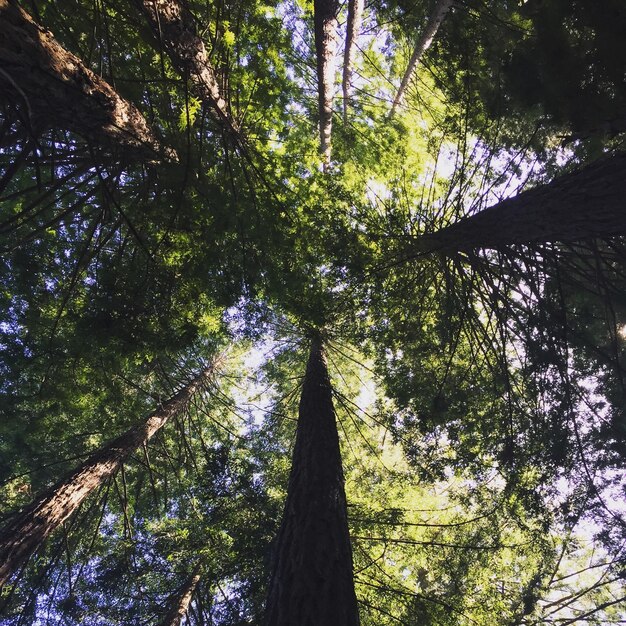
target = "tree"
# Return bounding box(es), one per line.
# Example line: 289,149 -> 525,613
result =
390,0 -> 455,116
341,0 -> 363,123
265,334 -> 359,625
0,0 -> 169,159
158,562 -> 203,626
429,0 -> 626,151
314,0 -> 340,164
134,0 -> 238,134
402,151 -> 626,256
0,359 -> 218,587
2,0 -> 626,624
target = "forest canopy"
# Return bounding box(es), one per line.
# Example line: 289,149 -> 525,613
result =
1,0 -> 626,624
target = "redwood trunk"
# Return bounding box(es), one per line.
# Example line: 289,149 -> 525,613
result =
390,0 -> 455,115
342,0 -> 364,123
0,0 -> 169,159
135,0 -> 237,134
0,364 -> 216,587
158,563 -> 202,626
265,336 -> 359,625
314,0 -> 340,165
407,152 -> 626,255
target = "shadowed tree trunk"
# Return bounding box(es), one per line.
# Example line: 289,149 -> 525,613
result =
158,562 -> 203,626
390,0 -> 455,116
135,0 -> 238,135
405,152 -> 626,256
342,0 -> 364,124
314,0 -> 340,166
0,361 -> 219,587
0,0 -> 170,159
265,335 -> 359,626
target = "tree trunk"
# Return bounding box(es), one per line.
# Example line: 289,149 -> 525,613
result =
158,563 -> 203,626
405,152 -> 626,256
0,363 -> 217,587
314,0 -> 340,166
390,0 -> 455,115
265,335 -> 359,626
135,0 -> 238,135
0,0 -> 170,160
342,0 -> 364,124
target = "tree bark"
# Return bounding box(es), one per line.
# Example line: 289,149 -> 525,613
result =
314,0 -> 340,166
158,563 -> 203,626
405,152 -> 626,255
390,0 -> 455,116
0,363 -> 217,587
265,335 -> 359,626
0,0 -> 170,160
342,0 -> 364,124
135,0 -> 238,135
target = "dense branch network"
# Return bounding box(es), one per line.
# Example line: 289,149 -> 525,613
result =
1,0 -> 626,624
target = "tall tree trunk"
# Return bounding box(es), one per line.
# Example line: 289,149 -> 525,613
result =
390,0 -> 455,116
342,0 -> 364,124
265,335 -> 359,626
314,0 -> 340,166
0,362 -> 218,587
0,0 -> 170,160
135,0 -> 238,135
158,563 -> 203,626
404,152 -> 626,256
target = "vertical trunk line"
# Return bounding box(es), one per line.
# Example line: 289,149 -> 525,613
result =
265,336 -> 360,625
342,0 -> 364,124
314,0 -> 340,166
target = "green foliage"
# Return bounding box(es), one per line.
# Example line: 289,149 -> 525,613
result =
428,0 -> 626,156
2,0 -> 626,623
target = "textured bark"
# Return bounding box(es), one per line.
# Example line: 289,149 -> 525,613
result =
390,0 -> 455,115
265,336 -> 359,626
158,563 -> 203,626
136,0 -> 238,134
0,0 -> 170,159
342,0 -> 364,124
407,152 -> 626,255
0,364 -> 217,587
314,0 -> 340,165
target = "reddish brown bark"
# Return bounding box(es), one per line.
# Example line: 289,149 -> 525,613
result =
158,563 -> 203,626
0,0 -> 170,159
265,336 -> 359,626
135,0 -> 238,134
314,0 -> 340,165
0,364 -> 217,587
406,152 -> 626,255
